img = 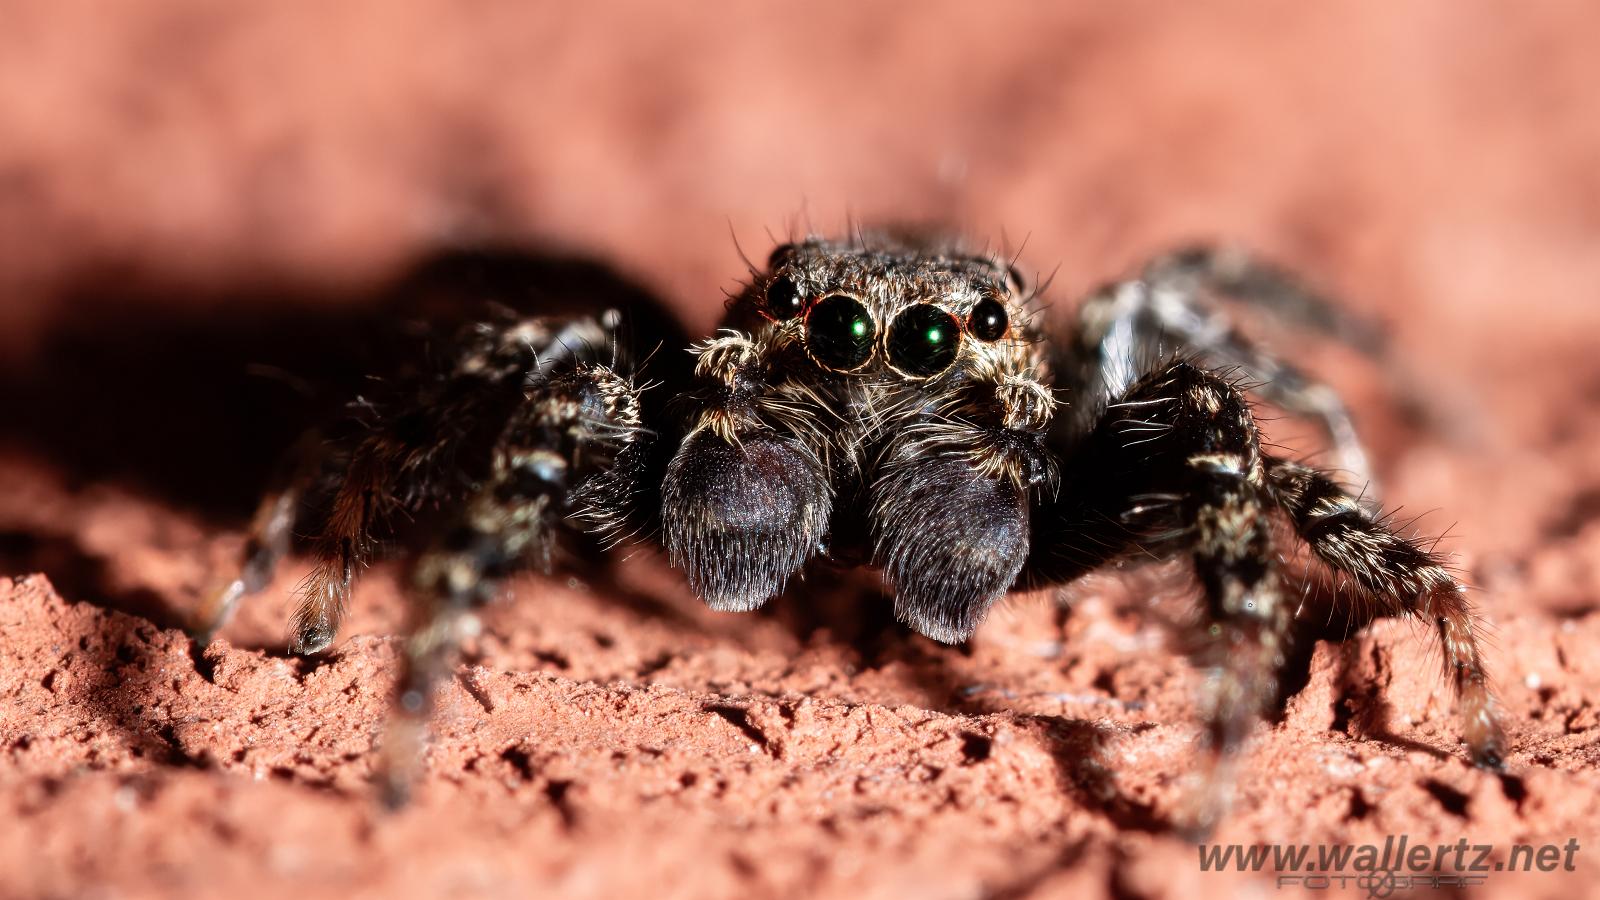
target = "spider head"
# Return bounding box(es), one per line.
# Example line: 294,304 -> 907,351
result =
744,236 -> 1030,383
664,233 -> 1053,625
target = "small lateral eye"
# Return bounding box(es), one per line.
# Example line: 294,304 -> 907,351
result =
1005,264 -> 1027,297
967,296 -> 1009,342
887,304 -> 962,377
764,274 -> 806,319
805,295 -> 876,371
767,243 -> 796,269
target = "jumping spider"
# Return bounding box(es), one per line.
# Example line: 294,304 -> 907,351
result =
199,231 -> 1508,825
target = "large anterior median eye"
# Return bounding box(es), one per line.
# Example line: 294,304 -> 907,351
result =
805,295 -> 876,371
887,304 -> 961,377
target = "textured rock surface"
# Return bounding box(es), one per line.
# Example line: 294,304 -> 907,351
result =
3,3 -> 1600,898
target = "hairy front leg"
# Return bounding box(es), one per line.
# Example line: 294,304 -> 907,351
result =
380,362 -> 648,806
1265,455 -> 1508,768
1028,361 -> 1297,832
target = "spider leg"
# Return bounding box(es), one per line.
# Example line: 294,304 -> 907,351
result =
288,414 -> 497,654
1263,455 -> 1507,769
1025,361 -> 1296,832
1025,358 -> 1506,829
379,361 -> 648,807
285,316 -> 613,655
1141,245 -> 1389,356
194,430 -> 330,645
289,433 -> 406,654
1064,248 -> 1380,496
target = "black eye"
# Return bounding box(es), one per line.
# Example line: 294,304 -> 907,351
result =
1005,265 -> 1027,296
764,275 -> 805,319
887,304 -> 961,377
968,296 -> 1009,342
805,295 -> 876,371
767,243 -> 796,269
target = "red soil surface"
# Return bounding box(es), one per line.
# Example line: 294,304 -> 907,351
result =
3,3 -> 1600,898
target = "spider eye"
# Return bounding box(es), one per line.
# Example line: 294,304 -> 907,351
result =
967,296 -> 1009,342
767,243 -> 796,269
805,295 -> 876,371
887,304 -> 961,377
1005,264 -> 1027,296
764,275 -> 806,320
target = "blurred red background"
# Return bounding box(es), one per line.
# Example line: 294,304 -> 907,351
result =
2,4 -> 1599,898
3,1 -> 1596,343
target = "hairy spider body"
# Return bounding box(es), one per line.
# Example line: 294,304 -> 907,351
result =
663,238 -> 1056,641
202,232 -> 1508,822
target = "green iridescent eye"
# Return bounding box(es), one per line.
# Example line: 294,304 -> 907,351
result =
887,304 -> 961,377
805,295 -> 876,371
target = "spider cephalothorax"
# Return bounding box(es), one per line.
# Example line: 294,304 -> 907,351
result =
663,236 -> 1056,639
200,230 -> 1510,824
